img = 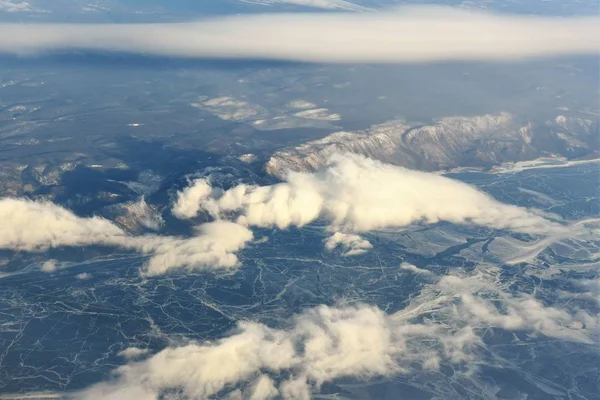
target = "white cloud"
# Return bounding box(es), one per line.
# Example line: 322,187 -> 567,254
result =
293,108 -> 341,121
324,232 -> 372,256
192,153 -> 563,235
0,1 -> 33,12
435,274 -> 597,344
399,262 -> 432,275
0,198 -> 253,276
76,272 -> 92,280
40,259 -> 57,273
105,196 -> 164,234
0,7 -> 598,63
132,222 -> 253,276
191,96 -> 266,123
171,178 -> 213,219
241,0 -> 372,12
238,153 -> 258,164
118,347 -> 149,360
75,303 -> 474,400
247,375 -> 279,400
76,282 -> 596,399
0,198 -> 127,252
287,100 -> 317,109
117,197 -> 164,231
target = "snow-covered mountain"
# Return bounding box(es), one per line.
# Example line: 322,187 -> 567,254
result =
265,112 -> 598,178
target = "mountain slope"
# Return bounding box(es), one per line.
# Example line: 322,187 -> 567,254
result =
265,112 -> 598,178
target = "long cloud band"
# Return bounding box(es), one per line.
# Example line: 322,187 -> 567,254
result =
1,6 -> 599,63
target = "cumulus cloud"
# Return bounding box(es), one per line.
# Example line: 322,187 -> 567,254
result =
118,347 -> 149,360
75,279 -> 595,400
76,272 -> 91,280
40,259 -> 57,273
324,232 -> 372,256
0,198 -> 253,276
132,222 -> 253,276
190,153 -> 563,235
74,303 -> 475,400
171,178 -> 212,219
0,7 -> 598,63
399,262 -> 432,275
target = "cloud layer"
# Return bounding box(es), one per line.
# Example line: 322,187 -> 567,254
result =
0,198 -> 252,276
131,222 -> 253,276
434,275 -> 597,344
75,267 -> 597,400
324,232 -> 372,256
0,7 -> 598,63
3,194 -> 589,398
0,154 -> 565,275
241,0 -> 371,12
183,153 -> 563,235
75,303 -> 470,400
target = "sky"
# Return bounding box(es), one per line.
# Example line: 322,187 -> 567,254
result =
0,153 -> 571,277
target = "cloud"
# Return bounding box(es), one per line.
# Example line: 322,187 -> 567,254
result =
0,198 -> 127,252
4,153 -> 559,277
132,222 -> 253,276
76,272 -> 91,280
75,280 -> 595,399
499,217 -> 598,265
241,0 -> 372,12
74,303 -> 475,400
118,348 -> 149,360
0,7 -> 598,63
191,153 -> 563,235
0,198 -> 253,276
0,1 -> 34,12
399,262 -> 432,275
287,100 -> 317,109
40,259 -> 57,273
171,178 -> 213,219
433,274 -> 597,344
324,232 -> 372,256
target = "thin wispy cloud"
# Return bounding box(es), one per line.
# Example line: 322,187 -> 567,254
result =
240,0 -> 372,12
0,6 -> 598,63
